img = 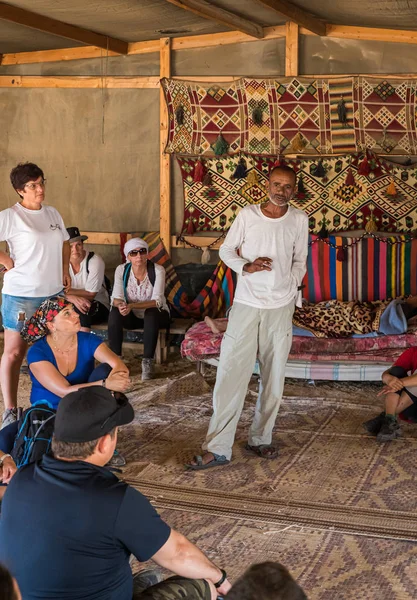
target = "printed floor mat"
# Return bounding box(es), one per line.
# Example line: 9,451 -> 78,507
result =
120,373 -> 417,541
148,508 -> 417,600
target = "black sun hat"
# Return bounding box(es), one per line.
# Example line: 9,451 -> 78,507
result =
67,226 -> 88,243
54,386 -> 134,443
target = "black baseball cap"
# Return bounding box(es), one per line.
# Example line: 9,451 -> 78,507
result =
67,226 -> 88,243
54,386 -> 134,443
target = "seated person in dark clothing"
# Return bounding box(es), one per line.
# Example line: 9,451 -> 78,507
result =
65,227 -> 110,331
226,562 -> 307,600
108,238 -> 170,381
0,296 -> 130,467
363,346 -> 417,442
0,563 -> 21,600
0,387 -> 231,600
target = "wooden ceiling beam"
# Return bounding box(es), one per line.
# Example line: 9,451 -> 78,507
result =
163,0 -> 264,39
324,24 -> 417,45
0,1 -> 128,54
0,75 -> 159,88
1,46 -> 120,65
6,22 -> 417,68
255,0 -> 326,37
0,27 -> 286,65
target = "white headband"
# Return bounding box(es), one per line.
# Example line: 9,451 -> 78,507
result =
124,238 -> 148,260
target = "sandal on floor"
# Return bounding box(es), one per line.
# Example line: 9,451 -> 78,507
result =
245,443 -> 278,459
185,453 -> 230,471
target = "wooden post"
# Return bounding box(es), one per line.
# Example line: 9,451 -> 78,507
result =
285,21 -> 299,77
159,37 -> 171,254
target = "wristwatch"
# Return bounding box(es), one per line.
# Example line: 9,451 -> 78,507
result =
0,453 -> 12,466
214,569 -> 227,588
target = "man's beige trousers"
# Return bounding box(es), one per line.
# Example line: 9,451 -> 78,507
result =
203,301 -> 294,460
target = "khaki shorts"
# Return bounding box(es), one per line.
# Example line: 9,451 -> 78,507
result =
137,576 -> 210,600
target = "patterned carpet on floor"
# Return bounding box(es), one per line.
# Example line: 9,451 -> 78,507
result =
153,509 -> 417,600
120,372 -> 417,599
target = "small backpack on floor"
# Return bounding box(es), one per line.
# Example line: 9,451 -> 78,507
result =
11,401 -> 56,468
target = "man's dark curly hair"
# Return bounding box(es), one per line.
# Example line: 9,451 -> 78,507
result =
10,162 -> 44,198
226,562 -> 307,600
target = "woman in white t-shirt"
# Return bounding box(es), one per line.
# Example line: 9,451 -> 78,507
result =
0,163 -> 70,429
108,238 -> 170,381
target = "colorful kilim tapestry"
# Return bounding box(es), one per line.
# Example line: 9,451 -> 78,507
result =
304,235 -> 417,303
162,76 -> 417,155
177,151 -> 417,233
123,232 -> 235,319
353,77 -> 417,155
162,77 -> 337,155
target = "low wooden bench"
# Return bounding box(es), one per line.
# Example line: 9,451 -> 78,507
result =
91,318 -> 194,364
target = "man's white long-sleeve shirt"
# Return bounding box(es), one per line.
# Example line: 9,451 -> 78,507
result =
219,204 -> 309,309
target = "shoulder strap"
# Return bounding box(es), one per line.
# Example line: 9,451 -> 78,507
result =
86,251 -> 95,275
147,260 -> 156,287
123,262 -> 132,300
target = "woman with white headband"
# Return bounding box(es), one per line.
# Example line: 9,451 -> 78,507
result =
108,238 -> 170,380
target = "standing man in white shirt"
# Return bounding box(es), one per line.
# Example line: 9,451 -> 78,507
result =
187,165 -> 309,470
65,227 -> 110,331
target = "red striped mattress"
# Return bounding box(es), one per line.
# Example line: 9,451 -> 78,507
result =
181,320 -> 417,364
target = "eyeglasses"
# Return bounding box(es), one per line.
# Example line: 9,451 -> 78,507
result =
128,248 -> 147,256
24,180 -> 46,191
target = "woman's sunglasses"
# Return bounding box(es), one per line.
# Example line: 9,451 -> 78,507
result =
128,248 -> 147,256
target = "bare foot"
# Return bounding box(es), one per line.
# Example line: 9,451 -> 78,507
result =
405,295 -> 417,309
204,316 -> 227,334
189,452 -> 216,467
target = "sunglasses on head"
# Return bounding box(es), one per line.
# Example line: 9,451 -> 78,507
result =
100,392 -> 129,430
128,248 -> 147,256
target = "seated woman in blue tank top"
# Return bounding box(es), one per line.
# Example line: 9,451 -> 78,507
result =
0,297 -> 130,467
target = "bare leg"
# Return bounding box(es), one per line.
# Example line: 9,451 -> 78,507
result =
0,486 -> 6,500
394,391 -> 414,414
204,316 -> 227,334
384,391 -> 402,416
0,330 -> 27,410
377,390 -> 413,442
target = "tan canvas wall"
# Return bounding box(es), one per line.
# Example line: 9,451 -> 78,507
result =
300,36 -> 417,75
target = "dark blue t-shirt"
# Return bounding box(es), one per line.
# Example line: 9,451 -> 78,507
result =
0,456 -> 171,600
27,332 -> 103,408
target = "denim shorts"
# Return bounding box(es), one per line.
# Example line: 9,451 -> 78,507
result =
1,293 -> 60,332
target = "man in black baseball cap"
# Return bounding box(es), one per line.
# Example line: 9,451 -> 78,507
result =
0,387 -> 230,600
53,386 -> 134,443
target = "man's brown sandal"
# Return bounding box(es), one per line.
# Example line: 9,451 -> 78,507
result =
245,443 -> 278,459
